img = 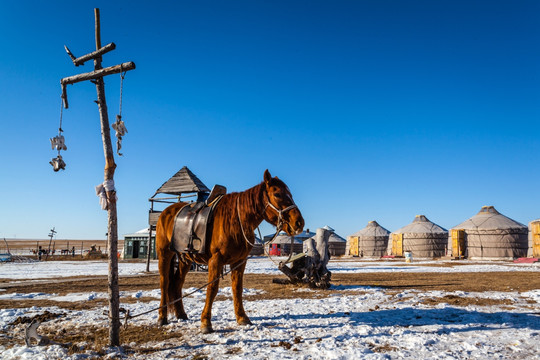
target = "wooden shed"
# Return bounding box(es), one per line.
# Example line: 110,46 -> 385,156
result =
133,166 -> 210,261
123,228 -> 155,259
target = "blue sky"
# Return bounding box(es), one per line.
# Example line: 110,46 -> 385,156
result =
1,1 -> 539,240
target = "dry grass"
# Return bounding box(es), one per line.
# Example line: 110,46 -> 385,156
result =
420,294 -> 514,307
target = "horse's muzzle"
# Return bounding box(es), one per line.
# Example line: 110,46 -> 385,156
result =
285,212 -> 304,236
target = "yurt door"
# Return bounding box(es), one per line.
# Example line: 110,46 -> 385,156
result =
451,229 -> 466,258
532,222 -> 540,258
392,233 -> 403,256
350,237 -> 359,256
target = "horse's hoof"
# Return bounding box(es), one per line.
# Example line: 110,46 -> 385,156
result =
158,317 -> 168,326
177,313 -> 188,321
237,318 -> 252,326
200,326 -> 213,334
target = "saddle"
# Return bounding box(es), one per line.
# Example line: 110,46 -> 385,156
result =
171,185 -> 226,254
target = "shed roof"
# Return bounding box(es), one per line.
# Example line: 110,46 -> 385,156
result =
153,166 -> 210,196
452,206 -> 526,231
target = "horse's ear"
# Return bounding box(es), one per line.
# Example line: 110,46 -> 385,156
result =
264,169 -> 272,185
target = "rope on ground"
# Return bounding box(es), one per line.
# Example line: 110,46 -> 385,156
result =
122,227 -> 283,328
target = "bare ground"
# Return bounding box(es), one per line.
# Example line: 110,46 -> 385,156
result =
1,270 -> 539,308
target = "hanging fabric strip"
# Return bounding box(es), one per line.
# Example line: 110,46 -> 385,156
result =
95,180 -> 117,210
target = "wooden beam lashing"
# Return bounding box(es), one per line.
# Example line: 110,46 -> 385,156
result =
61,83 -> 69,109
61,62 -> 136,86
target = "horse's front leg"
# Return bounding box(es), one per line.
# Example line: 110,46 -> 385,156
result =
200,255 -> 223,334
231,260 -> 252,326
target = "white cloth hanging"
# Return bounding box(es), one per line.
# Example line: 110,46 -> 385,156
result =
95,180 -> 117,210
112,116 -> 127,156
112,118 -> 127,137
50,135 -> 67,151
49,155 -> 66,172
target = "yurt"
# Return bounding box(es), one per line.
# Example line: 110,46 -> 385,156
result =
249,236 -> 264,256
449,206 -> 528,260
323,225 -> 347,256
389,215 -> 448,258
529,219 -> 540,258
265,229 -> 315,256
347,221 -> 390,257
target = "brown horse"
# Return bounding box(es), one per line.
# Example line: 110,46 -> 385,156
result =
156,169 -> 304,333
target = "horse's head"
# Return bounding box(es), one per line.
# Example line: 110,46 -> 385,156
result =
262,169 -> 305,236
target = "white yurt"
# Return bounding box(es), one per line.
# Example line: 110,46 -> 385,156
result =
388,215 -> 448,258
449,206 -> 528,260
347,221 -> 390,257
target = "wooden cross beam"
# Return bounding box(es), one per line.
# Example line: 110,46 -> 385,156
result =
61,61 -> 135,108
65,42 -> 116,66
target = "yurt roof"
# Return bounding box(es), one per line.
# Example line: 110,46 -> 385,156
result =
393,215 -> 447,234
350,220 -> 391,237
153,166 -> 210,196
272,232 -> 304,244
322,225 -> 334,232
328,232 -> 347,242
452,206 -> 526,230
320,225 -> 345,242
296,229 -> 316,239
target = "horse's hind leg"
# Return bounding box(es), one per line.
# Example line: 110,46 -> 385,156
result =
158,248 -> 174,326
231,260 -> 252,326
171,256 -> 191,320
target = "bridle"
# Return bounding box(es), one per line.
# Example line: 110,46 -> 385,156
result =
237,188 -> 298,247
264,201 -> 298,232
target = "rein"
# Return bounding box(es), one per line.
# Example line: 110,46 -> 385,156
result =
237,194 -> 297,249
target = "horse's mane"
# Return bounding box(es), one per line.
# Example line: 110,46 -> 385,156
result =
212,182 -> 266,241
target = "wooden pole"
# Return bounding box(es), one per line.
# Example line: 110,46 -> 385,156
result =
93,8 -> 120,347
146,202 -> 154,272
59,8 -> 134,346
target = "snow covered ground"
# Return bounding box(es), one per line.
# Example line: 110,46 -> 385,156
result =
1,258 -> 539,359
1,257 -> 539,280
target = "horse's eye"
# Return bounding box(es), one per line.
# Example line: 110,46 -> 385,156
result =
274,193 -> 282,199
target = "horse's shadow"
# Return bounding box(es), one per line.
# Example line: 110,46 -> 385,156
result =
253,307 -> 540,335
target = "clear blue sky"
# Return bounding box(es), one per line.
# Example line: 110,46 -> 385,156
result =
1,1 -> 539,240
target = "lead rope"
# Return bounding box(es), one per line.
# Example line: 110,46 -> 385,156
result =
123,255 -> 251,328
